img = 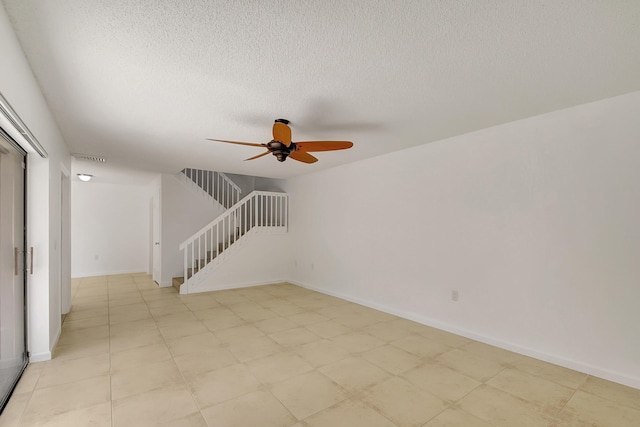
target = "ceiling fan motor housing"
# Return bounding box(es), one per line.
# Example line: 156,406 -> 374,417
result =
269,140 -> 293,162
274,151 -> 288,161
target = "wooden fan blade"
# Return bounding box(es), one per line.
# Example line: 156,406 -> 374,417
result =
207,139 -> 264,148
273,122 -> 292,147
295,141 -> 353,152
289,151 -> 318,164
244,151 -> 270,161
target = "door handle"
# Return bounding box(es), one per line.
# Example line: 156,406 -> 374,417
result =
30,247 -> 33,275
14,247 -> 18,275
154,242 -> 160,246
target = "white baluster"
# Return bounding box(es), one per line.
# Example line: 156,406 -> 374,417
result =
262,195 -> 266,228
183,247 -> 188,287
277,195 -> 281,227
271,195 -> 275,228
227,214 -> 231,252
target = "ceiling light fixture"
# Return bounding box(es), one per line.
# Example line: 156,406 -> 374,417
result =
77,174 -> 93,182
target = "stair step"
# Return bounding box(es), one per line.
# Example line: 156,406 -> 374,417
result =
216,229 -> 244,252
187,267 -> 200,278
172,276 -> 184,291
189,228 -> 249,279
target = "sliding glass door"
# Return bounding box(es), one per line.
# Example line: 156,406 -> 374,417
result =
0,131 -> 27,413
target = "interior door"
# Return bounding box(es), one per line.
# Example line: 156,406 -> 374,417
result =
0,132 -> 27,413
152,190 -> 161,285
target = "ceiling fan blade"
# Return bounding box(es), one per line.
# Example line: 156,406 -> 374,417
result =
207,139 -> 264,148
244,151 -> 270,161
295,141 -> 353,152
289,151 -> 318,164
273,122 -> 292,147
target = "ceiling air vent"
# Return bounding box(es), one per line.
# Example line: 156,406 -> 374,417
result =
72,153 -> 107,163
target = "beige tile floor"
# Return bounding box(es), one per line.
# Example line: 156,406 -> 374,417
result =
2,273 -> 640,426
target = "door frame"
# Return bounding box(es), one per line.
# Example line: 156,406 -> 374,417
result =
0,129 -> 28,414
152,189 -> 161,285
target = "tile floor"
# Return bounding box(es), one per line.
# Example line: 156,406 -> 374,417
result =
1,273 -> 639,426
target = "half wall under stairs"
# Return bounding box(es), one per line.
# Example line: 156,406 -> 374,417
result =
176,190 -> 289,294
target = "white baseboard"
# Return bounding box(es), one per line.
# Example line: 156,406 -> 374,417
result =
30,326 -> 62,363
51,325 -> 61,350
186,279 -> 289,294
287,279 -> 640,390
29,351 -> 51,363
71,269 -> 148,278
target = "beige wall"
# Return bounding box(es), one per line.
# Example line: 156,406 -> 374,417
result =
284,91 -> 640,389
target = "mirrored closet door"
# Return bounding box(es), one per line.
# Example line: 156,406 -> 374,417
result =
0,131 -> 27,413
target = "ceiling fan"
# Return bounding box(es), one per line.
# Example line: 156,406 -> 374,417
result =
207,119 -> 353,163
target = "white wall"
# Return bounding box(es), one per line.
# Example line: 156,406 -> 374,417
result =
256,176 -> 285,192
186,232 -> 291,293
283,91 -> 640,389
0,3 -> 71,361
224,172 -> 255,197
71,181 -> 151,277
223,173 -> 285,198
160,174 -> 225,286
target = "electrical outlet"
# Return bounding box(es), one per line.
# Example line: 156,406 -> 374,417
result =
451,290 -> 459,302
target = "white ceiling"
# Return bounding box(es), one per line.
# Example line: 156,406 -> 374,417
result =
3,0 -> 640,180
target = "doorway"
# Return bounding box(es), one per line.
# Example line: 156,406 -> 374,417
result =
0,132 -> 27,412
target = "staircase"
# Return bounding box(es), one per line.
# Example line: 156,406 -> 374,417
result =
180,168 -> 241,208
174,170 -> 287,294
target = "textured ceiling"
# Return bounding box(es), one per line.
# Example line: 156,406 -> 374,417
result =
3,0 -> 640,180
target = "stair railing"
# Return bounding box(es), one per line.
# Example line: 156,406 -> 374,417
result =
181,168 -> 241,208
179,191 -> 288,287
